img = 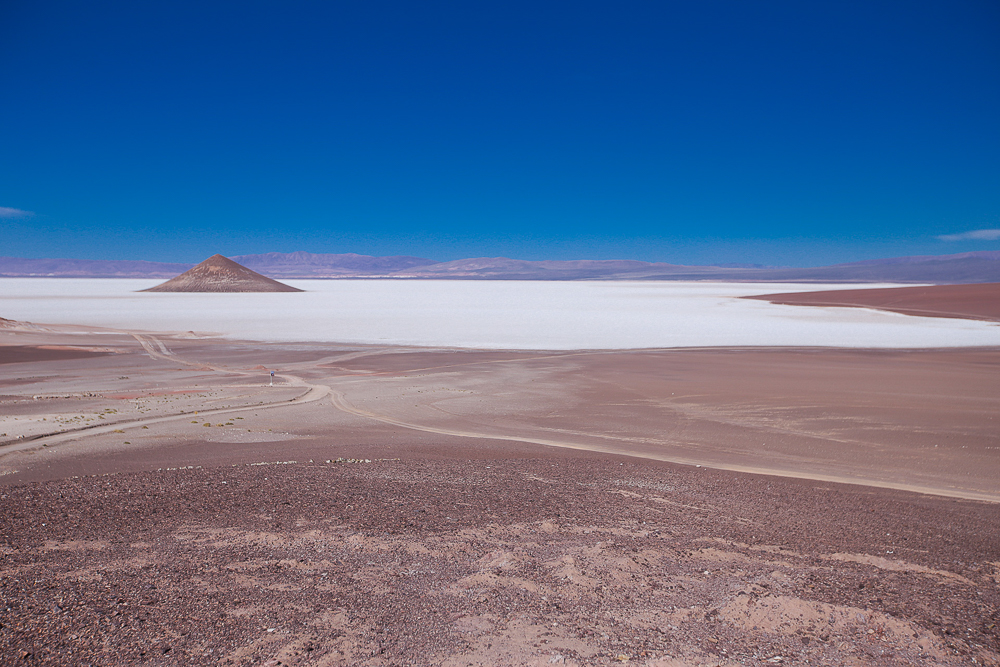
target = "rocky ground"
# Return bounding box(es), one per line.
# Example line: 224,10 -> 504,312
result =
2,322 -> 998,665
2,456 -> 998,666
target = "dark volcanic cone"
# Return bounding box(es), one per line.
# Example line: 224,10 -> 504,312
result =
141,254 -> 303,293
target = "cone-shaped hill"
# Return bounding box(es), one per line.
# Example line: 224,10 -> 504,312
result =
141,255 -> 303,293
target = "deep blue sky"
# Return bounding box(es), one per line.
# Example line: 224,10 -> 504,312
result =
2,1 -> 998,266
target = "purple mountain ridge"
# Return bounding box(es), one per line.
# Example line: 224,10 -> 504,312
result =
229,251 -> 436,277
1,250 -> 998,283
0,256 -> 192,278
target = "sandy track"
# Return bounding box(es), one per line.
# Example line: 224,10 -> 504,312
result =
3,329 -> 998,502
1,334 -> 329,457
319,346 -> 1000,503
17,331 -> 996,502
326,386 -> 1000,503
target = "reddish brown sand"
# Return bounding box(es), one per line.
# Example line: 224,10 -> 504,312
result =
744,282 -> 1000,322
1,320 -> 999,666
0,346 -> 112,365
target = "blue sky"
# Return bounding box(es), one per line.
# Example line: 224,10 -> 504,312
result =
1,1 -> 998,266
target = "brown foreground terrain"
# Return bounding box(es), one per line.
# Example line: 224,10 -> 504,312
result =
745,282 -> 1000,323
1,320 -> 999,666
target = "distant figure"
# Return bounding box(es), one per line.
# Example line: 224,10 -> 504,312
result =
270,371 -> 275,387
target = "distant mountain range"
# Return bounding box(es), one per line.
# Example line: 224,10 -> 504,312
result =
0,256 -> 193,279
2,250 -> 999,284
232,251 -> 435,277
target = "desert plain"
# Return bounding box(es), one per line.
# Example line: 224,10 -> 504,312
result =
1,282 -> 999,666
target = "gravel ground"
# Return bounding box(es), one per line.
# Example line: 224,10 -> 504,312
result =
2,457 -> 998,666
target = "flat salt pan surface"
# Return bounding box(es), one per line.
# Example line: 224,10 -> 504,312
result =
2,279 -> 998,349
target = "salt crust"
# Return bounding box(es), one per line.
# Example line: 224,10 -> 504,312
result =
1,279 -> 998,349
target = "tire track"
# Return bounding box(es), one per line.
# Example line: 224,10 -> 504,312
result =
325,388 -> 1000,503
0,334 -> 330,457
